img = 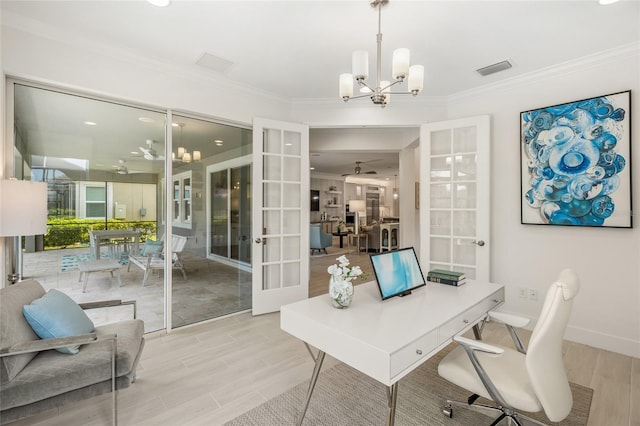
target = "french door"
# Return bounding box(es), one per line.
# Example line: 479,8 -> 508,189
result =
419,116 -> 490,282
252,118 -> 310,315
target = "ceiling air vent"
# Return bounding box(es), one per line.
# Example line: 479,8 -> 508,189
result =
196,52 -> 234,73
476,60 -> 512,77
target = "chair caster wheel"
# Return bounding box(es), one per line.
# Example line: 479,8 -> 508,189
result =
443,405 -> 453,418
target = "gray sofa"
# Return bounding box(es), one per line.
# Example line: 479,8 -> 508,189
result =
0,280 -> 145,425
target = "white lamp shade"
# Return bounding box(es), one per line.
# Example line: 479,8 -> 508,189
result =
339,73 -> 354,98
352,50 -> 369,80
380,80 -> 391,105
408,65 -> 424,92
177,146 -> 185,159
182,152 -> 192,163
392,48 -> 410,79
193,150 -> 201,161
0,180 -> 48,236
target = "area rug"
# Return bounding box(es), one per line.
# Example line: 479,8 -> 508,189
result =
226,344 -> 592,426
61,252 -> 128,272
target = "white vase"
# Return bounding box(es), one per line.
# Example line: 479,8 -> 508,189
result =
329,276 -> 353,309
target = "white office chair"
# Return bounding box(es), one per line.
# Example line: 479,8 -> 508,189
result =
438,269 -> 580,426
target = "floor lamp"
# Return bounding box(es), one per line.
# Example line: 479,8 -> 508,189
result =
0,180 -> 48,284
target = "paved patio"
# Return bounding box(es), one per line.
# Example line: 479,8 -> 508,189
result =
21,247 -> 252,332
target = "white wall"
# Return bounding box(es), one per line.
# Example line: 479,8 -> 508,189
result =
446,46 -> 640,357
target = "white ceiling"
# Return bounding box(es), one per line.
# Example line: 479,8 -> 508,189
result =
3,0 -> 639,178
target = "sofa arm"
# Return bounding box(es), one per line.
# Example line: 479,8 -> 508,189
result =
79,299 -> 137,319
0,332 -> 119,357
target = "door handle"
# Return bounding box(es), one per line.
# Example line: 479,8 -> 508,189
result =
472,240 -> 485,247
254,238 -> 262,244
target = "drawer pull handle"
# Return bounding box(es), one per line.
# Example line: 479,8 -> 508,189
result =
492,299 -> 500,303
463,319 -> 469,324
416,349 -> 423,355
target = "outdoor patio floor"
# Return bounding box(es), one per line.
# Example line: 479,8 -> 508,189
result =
21,247 -> 252,332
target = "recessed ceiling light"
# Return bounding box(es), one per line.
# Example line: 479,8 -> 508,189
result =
84,121 -> 97,126
130,151 -> 140,155
138,117 -> 155,123
171,122 -> 182,127
310,167 -> 315,170
215,140 -> 224,146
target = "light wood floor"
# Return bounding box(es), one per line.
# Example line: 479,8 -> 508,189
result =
7,248 -> 639,426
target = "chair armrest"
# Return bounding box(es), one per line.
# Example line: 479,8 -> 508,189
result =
488,311 -> 530,328
453,335 -> 503,355
453,335 -> 510,408
488,310 -> 528,354
0,332 -> 115,357
80,299 -> 137,319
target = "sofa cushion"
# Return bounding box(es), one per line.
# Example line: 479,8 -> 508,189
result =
23,289 -> 95,355
0,280 -> 46,384
0,319 -> 144,411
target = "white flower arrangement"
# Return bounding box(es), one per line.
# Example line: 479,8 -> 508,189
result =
327,255 -> 363,308
327,255 -> 363,282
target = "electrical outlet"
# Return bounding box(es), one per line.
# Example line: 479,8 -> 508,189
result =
518,287 -> 527,298
528,289 -> 538,301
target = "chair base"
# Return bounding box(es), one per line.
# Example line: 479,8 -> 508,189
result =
444,398 -> 548,426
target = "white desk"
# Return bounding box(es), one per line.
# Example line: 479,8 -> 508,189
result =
281,280 -> 504,426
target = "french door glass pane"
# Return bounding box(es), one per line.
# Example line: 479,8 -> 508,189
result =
282,262 -> 300,287
430,211 -> 451,235
453,126 -> 477,152
430,238 -> 450,262
263,237 -> 281,262
431,130 -> 451,155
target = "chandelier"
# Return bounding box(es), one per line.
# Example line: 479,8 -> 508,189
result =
339,0 -> 424,107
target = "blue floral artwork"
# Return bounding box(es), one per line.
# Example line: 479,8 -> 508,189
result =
521,91 -> 631,227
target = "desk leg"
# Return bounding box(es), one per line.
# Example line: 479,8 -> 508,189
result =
386,382 -> 399,426
472,319 -> 486,340
297,350 -> 326,426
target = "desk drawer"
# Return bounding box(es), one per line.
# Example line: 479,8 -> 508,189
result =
390,329 -> 438,377
439,290 -> 504,343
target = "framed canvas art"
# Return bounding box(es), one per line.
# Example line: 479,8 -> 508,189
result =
520,90 -> 632,228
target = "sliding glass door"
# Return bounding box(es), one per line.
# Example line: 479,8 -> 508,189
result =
208,159 -> 252,268
171,115 -> 252,327
9,81 -> 255,333
10,81 -> 167,333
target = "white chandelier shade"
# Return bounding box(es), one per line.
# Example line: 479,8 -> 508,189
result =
339,0 -> 424,107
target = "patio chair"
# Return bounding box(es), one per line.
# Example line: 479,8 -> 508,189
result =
127,235 -> 188,286
88,229 -> 117,260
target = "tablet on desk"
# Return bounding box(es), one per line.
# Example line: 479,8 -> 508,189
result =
370,247 -> 426,300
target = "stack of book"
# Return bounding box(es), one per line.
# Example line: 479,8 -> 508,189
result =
427,269 -> 466,286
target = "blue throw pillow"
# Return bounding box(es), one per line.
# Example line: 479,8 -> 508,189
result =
139,240 -> 163,256
23,289 -> 95,355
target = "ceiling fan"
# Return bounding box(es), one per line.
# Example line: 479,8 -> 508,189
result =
341,161 -> 378,176
114,160 -> 128,175
138,139 -> 164,160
